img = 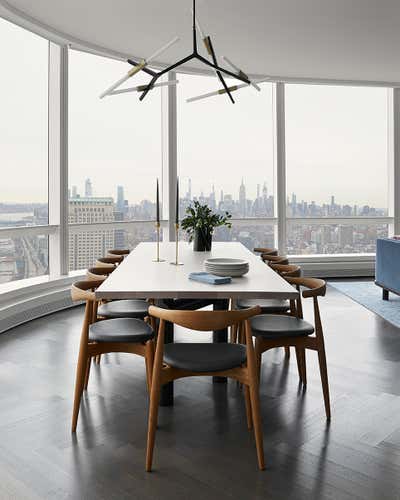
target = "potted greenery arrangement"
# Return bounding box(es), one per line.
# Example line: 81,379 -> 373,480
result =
181,201 -> 232,251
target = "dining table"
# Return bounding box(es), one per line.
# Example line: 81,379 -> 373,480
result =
96,241 -> 299,405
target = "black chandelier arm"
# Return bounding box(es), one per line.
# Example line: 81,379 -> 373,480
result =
204,36 -> 234,104
138,74 -> 160,101
158,54 -> 196,78
127,59 -> 157,77
139,54 -> 196,101
196,54 -> 251,85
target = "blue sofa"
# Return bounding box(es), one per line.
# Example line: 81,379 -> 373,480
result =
375,238 -> 400,300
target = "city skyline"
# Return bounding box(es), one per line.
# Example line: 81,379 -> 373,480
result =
1,176 -> 388,223
0,175 -> 388,284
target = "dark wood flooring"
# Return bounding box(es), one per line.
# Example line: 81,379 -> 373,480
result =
1,284 -> 400,499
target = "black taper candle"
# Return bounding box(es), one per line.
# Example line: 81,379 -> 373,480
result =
176,177 -> 179,224
156,178 -> 160,224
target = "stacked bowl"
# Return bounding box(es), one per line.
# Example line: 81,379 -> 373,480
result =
204,258 -> 249,277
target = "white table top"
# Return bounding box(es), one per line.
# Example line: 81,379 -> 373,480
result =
95,242 -> 299,300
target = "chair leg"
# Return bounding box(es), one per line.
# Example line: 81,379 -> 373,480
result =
254,338 -> 263,382
295,347 -> 307,385
146,369 -> 162,472
239,323 -> 245,344
72,352 -> 89,433
244,385 -> 253,430
145,340 -> 155,393
317,346 -> 331,420
284,347 -> 290,358
84,356 -> 92,390
230,323 -> 238,343
248,380 -> 265,470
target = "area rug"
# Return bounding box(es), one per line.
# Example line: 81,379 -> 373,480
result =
329,281 -> 400,328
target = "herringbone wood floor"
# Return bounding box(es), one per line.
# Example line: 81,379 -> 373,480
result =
1,284 -> 400,499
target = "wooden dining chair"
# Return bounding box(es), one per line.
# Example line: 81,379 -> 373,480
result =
86,265 -> 153,363
261,254 -> 290,265
70,279 -> 155,432
251,277 -> 330,420
235,263 -> 303,357
86,266 -> 114,281
95,256 -> 123,268
253,246 -> 278,256
145,305 -> 265,471
268,263 -> 301,278
108,249 -> 130,257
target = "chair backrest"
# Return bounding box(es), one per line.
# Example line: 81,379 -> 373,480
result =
253,247 -> 278,256
149,305 -> 261,332
262,254 -> 289,265
285,277 -> 326,298
71,279 -> 103,302
86,266 -> 114,281
95,256 -> 123,267
108,249 -> 130,257
269,263 -> 301,277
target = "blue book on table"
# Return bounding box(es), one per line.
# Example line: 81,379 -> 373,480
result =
189,272 -> 231,285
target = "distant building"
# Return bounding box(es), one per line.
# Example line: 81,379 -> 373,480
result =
116,185 -> 127,216
68,197 -> 114,270
239,178 -> 246,216
85,178 -> 93,198
338,225 -> 354,248
113,210 -> 126,250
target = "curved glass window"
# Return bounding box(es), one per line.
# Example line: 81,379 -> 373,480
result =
0,19 -> 48,283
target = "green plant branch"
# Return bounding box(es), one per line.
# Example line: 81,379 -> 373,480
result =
181,201 -> 232,242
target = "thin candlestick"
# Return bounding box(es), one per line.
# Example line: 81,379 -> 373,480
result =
170,223 -> 183,265
176,177 -> 179,225
153,222 -> 165,262
156,178 -> 160,224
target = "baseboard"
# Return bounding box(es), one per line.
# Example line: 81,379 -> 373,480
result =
0,274 -> 85,334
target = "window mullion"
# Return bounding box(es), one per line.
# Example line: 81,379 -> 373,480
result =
48,42 -> 69,277
274,82 -> 287,254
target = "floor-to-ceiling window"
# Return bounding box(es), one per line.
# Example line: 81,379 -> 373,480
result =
285,84 -> 389,255
177,73 -> 276,251
68,50 -> 163,270
0,13 -> 397,292
0,18 -> 49,284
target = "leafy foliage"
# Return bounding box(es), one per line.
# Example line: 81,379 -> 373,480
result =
181,201 -> 232,242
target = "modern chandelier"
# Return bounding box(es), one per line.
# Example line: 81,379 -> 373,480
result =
100,0 -> 267,103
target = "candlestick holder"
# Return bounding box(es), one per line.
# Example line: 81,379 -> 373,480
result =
170,223 -> 184,266
152,222 -> 165,262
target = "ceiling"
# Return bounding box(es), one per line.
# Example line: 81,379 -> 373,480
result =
3,0 -> 400,83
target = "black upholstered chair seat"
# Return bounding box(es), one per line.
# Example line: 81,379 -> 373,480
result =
89,318 -> 154,343
251,314 -> 314,339
98,299 -> 148,319
162,298 -> 226,310
163,343 -> 247,372
237,297 -> 290,314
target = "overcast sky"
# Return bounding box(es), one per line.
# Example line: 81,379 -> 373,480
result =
0,16 -> 389,208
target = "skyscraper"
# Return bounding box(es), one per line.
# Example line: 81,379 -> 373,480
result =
186,178 -> 192,201
68,196 -> 114,270
209,184 -> 216,209
85,178 -> 93,197
71,185 -> 78,198
239,178 -> 246,216
117,185 -> 125,214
